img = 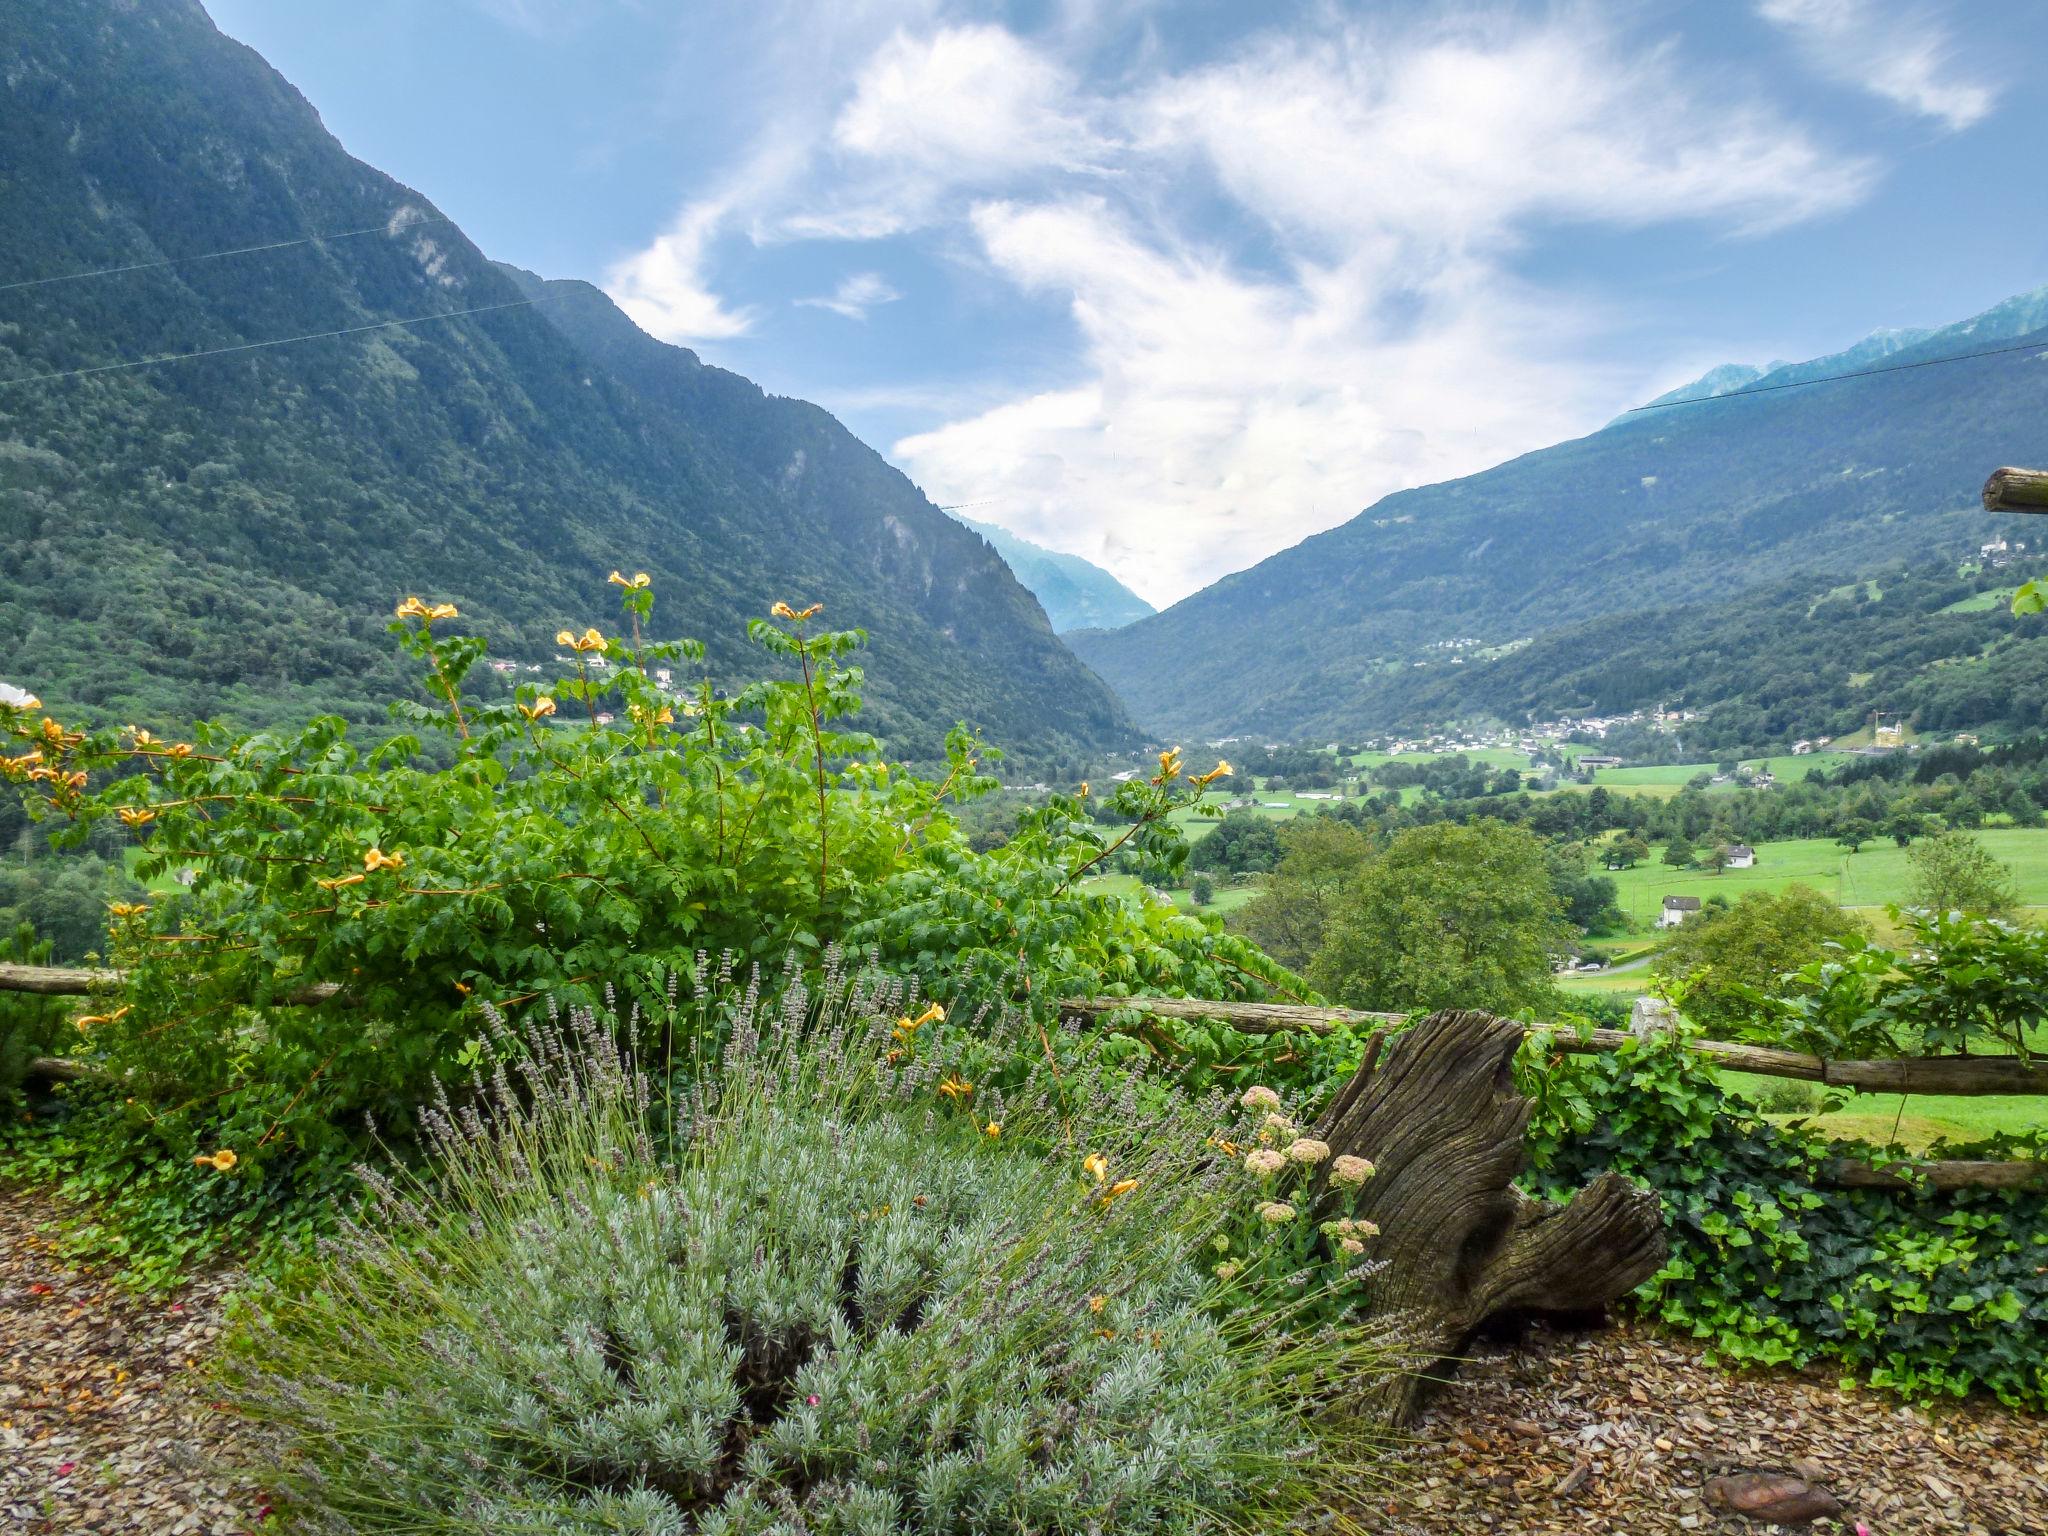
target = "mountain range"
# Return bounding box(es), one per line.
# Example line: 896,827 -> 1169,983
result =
1071,288 -> 2048,743
949,515 -> 1154,634
0,0 -> 1132,765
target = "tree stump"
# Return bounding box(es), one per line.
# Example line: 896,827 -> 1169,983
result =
1314,1009 -> 1667,1422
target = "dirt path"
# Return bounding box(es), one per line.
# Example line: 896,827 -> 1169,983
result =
0,1188 -> 259,1534
1383,1320 -> 2047,1535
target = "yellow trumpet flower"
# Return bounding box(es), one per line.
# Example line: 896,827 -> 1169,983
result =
395,596 -> 431,619
362,847 -> 406,873
607,570 -> 652,590
165,743 -> 193,759
771,602 -> 798,620
984,1120 -> 1002,1138
316,873 -> 367,891
518,696 -> 557,721
1082,1153 -> 1109,1184
192,1149 -> 239,1173
1192,760 -> 1233,787
107,902 -> 149,918
1156,746 -> 1184,781
129,728 -> 158,747
936,1075 -> 974,1101
117,806 -> 156,828
1088,1294 -> 1107,1314
1103,1178 -> 1140,1203
74,1006 -> 130,1033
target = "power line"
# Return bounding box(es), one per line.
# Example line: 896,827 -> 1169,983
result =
0,295 -> 546,389
939,499 -> 1002,511
0,214 -> 454,294
1626,335 -> 2048,414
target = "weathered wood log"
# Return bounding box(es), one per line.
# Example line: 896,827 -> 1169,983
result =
1820,1157 -> 2048,1193
1983,465 -> 2048,513
0,962 -> 123,995
1312,1009 -> 1668,1422
0,962 -> 342,1006
1058,996 -> 2048,1096
23,1055 -> 105,1084
1057,995 -> 1403,1032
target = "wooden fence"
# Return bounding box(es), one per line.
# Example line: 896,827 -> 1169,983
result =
5,965 -> 2042,1190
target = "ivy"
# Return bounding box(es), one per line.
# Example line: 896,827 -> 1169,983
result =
1522,1024 -> 2048,1410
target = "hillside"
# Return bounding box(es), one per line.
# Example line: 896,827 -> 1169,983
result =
1370,559 -> 2048,753
1071,291 -> 2048,741
949,515 -> 1153,633
0,0 -> 1131,763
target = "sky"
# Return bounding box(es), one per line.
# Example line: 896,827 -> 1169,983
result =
205,0 -> 2048,607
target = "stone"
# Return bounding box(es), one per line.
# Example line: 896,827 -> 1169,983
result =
1703,1472 -> 1844,1524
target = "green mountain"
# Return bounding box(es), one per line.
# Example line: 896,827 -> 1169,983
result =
948,515 -> 1154,633
0,0 -> 1131,763
1071,290 -> 2048,741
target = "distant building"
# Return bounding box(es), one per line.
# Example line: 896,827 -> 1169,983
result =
1658,895 -> 1702,929
1578,755 -> 1623,769
1791,740 -> 1816,754
1724,845 -> 1756,869
487,659 -> 517,675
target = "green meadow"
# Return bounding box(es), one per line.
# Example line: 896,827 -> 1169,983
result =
1597,828 -> 2048,927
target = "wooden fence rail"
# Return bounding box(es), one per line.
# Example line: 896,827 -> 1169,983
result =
1055,996 -> 2048,1097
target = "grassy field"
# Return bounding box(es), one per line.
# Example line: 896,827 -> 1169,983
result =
1597,828 -> 2048,926
1938,587 -> 2015,614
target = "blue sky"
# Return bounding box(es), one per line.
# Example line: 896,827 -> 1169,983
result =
206,0 -> 2048,604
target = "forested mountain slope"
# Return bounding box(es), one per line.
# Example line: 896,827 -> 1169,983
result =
1072,292 -> 2048,741
0,0 -> 1131,761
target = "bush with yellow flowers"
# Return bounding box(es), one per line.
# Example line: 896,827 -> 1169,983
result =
1,576 -> 1322,1275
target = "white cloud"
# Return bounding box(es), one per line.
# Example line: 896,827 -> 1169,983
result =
1758,0 -> 1996,130
796,271 -> 902,320
605,199 -> 756,342
894,15 -> 1875,602
608,7 -> 1884,602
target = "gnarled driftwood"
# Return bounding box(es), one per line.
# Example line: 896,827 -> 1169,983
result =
1313,1008 -> 1667,1421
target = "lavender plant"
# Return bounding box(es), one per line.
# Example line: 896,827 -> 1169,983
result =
221,968 -> 1399,1533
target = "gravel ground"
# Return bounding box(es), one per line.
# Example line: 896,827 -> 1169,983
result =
1382,1320 -> 2048,1535
5,1185 -> 2044,1534
1,1188 -> 261,1535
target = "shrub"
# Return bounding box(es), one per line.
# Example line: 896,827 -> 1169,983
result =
1,584 -> 1299,1174
223,977 -> 1398,1533
0,921 -> 67,1105
1523,1024 -> 2048,1410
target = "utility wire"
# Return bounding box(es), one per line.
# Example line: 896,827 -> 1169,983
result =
0,214 -> 454,294
0,295 -> 546,389
1625,335 -> 2048,414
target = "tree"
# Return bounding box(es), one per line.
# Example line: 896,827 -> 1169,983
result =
1188,810 -> 1284,876
1609,834 -> 1650,870
1652,885 -> 1868,1037
1189,873 -> 1216,907
1229,818 -> 1376,973
1549,850 -> 1624,934
1308,821 -> 1571,1015
1662,834 -> 1696,868
1704,845 -> 1731,876
1834,818 -> 1876,854
1905,830 -> 2020,917
1887,807 -> 1929,848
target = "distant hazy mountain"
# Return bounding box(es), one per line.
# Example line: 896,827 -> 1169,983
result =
947,516 -> 1154,633
0,0 -> 1133,762
1070,287 -> 2048,741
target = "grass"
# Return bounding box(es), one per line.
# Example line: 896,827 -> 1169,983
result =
1938,587 -> 2015,614
1720,1073 -> 2045,1151
1596,828 -> 2048,928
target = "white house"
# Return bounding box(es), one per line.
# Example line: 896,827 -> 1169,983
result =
1658,895 -> 1702,929
1724,844 -> 1756,869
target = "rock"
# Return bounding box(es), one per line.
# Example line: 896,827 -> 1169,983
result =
1629,996 -> 1679,1039
1703,1472 -> 1844,1524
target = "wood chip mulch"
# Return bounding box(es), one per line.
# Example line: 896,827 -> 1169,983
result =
6,1183 -> 2045,1534
1,1187 -> 262,1535
1379,1319 -> 2048,1535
